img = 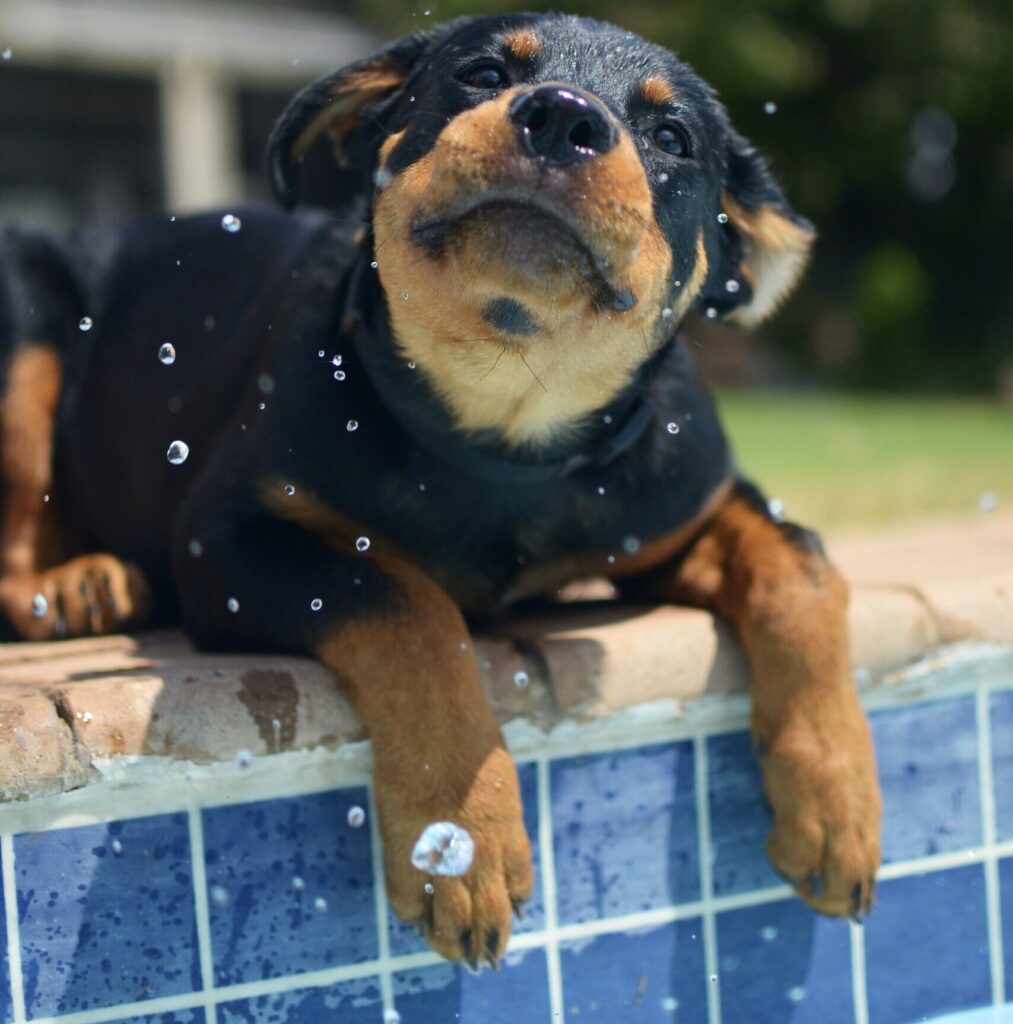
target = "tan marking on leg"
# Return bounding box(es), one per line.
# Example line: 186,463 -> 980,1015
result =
318,557 -> 533,966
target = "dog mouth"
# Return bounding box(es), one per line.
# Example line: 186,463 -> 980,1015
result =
409,194 -> 637,312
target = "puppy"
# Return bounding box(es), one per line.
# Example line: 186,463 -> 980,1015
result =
0,14 -> 881,968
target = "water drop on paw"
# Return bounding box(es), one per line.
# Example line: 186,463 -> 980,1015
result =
410,821 -> 476,877
158,343 -> 176,365
347,805 -> 366,828
166,440 -> 189,465
221,213 -> 241,233
78,316 -> 93,332
31,593 -> 48,618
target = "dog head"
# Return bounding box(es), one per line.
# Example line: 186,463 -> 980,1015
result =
268,15 -> 813,445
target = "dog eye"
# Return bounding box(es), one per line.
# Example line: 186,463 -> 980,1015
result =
460,62 -> 509,90
652,122 -> 691,157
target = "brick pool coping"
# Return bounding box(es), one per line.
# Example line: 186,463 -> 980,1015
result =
0,513 -> 1010,804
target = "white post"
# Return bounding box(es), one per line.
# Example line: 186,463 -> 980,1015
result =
159,58 -> 237,212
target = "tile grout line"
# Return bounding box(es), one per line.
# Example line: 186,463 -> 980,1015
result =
694,736 -> 722,1024
536,754 -> 565,1022
849,919 -> 869,1024
977,686 -> 1006,1006
366,782 -> 396,1015
187,804 -> 218,1024
1,834 -> 27,1024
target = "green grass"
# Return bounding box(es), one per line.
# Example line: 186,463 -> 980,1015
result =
715,391 -> 1013,531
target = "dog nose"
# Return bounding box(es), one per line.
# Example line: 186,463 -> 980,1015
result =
510,86 -> 617,166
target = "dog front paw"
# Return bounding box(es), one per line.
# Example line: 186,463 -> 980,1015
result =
376,745 -> 533,969
759,693 -> 882,918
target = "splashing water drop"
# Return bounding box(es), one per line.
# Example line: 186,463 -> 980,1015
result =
236,749 -> 254,769
333,370 -> 346,381
768,498 -> 786,522
374,167 -> 394,189
424,882 -> 434,895
314,896 -> 328,912
411,821 -> 476,877
111,839 -> 123,856
347,805 -> 366,828
221,213 -> 242,233
1,48 -> 12,60
764,101 -> 778,115
310,597 -> 323,611
331,354 -> 343,367
659,172 -> 669,183
408,360 -> 416,369
210,885 -> 228,905
284,484 -> 295,496
597,486 -> 605,495
257,373 -> 274,395
979,492 -> 998,514
717,212 -> 729,224
31,593 -> 48,617
370,260 -> 378,269
661,307 -> 673,319
661,997 -> 679,1013
513,670 -> 530,689
760,926 -> 778,941
317,349 -> 325,358
167,440 -> 189,465
401,291 -> 409,301
78,317 -> 93,332
356,536 -> 371,552
158,343 -> 176,365
725,279 -> 740,293
227,597 -> 240,613
346,419 -> 358,432
705,307 -> 718,319
384,1012 -> 402,1024
292,876 -> 305,891
189,538 -> 203,557
622,536 -> 641,555
667,422 -> 680,435
787,987 -> 806,1003
258,402 -> 266,410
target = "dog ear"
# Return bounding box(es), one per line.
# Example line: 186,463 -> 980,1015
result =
698,129 -> 815,326
267,30 -> 438,209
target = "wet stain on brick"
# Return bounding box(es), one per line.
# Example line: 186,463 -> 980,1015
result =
237,669 -> 299,753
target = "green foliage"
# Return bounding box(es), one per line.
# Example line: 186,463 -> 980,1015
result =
340,0 -> 1013,392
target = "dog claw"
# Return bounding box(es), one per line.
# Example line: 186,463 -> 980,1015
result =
511,897 -> 525,920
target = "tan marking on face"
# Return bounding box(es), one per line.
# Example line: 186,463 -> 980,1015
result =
372,93 -> 674,446
721,193 -> 815,326
504,28 -> 541,61
641,76 -> 676,106
0,344 -> 62,576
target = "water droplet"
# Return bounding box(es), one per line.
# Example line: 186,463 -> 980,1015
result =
709,974 -> 718,983
78,316 -> 93,332
42,494 -> 50,503
407,360 -> 416,369
317,349 -> 325,358
236,748 -> 254,769
768,498 -> 786,522
659,172 -> 669,183
760,926 -> 777,941
257,373 -> 274,395
370,260 -> 378,269
674,280 -> 682,288
622,535 -> 641,555
310,597 -> 323,611
227,597 -> 240,613
979,491 -> 998,514
1,48 -> 12,60
597,486 -> 606,495
603,414 -> 613,425
411,821 -> 476,877
210,885 -> 229,905
291,876 -> 305,891
401,291 -> 409,301
661,307 -> 673,319
158,343 -> 176,365
345,419 -> 359,433
705,307 -> 718,319
424,882 -> 434,895
356,536 -> 371,552
764,100 -> 778,115
717,212 -> 729,224
384,1012 -> 401,1024
31,593 -> 48,617
258,401 -> 266,410
666,422 -> 680,435
111,839 -> 123,856
513,670 -> 529,689
166,440 -> 189,465
374,167 -> 394,189
314,896 -> 328,912
347,806 -> 366,828
189,538 -> 203,557
725,279 -> 740,293
221,213 -> 241,233
607,554 -> 616,564
787,986 -> 805,1003
661,996 -> 679,1013
333,370 -> 346,381
330,354 -> 343,367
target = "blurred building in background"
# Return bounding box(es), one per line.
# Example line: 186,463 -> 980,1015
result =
0,0 -> 372,228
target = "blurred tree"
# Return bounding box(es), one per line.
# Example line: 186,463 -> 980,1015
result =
323,0 -> 1012,393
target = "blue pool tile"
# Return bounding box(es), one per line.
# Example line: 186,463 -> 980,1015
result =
1,884 -> 8,1024
393,946 -> 549,1023
990,692 -> 1013,842
865,866 -> 990,1024
560,919 -> 706,1021
116,1011 -> 206,1023
202,788 -> 375,985
218,977 -> 381,1023
15,813 -> 200,1019
996,857 -> 1013,990
552,742 -> 698,924
708,731 -> 780,897
717,898 -> 852,1024
388,760 -> 543,956
871,697 -> 980,863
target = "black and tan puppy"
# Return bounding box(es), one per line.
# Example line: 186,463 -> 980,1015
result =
0,14 -> 881,967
